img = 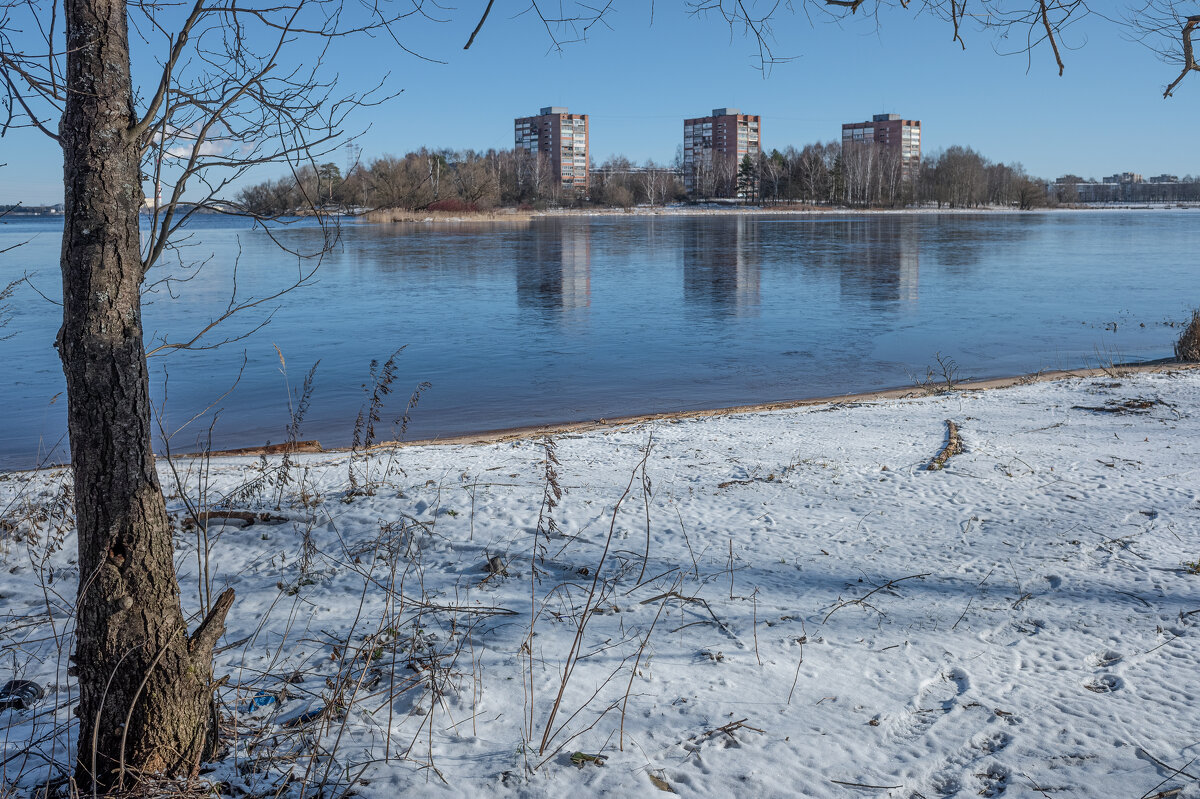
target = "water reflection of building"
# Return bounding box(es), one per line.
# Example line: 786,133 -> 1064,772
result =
515,224 -> 591,311
897,223 -> 919,304
683,216 -> 760,315
834,218 -> 919,307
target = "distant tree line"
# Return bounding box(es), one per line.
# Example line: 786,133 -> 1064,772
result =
236,148 -> 687,215
754,142 -> 1047,209
236,140 -> 1198,215
588,157 -> 685,207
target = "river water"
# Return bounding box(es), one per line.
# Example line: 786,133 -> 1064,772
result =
2,210 -> 1196,469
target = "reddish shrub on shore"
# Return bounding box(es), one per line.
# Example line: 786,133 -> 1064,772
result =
426,199 -> 478,213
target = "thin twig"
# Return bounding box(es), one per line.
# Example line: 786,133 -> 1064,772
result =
824,574 -> 931,623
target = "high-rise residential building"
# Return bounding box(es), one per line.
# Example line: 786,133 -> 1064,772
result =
514,106 -> 589,193
841,113 -> 921,181
683,108 -> 761,198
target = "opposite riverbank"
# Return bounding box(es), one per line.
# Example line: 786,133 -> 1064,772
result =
361,202 -> 1200,225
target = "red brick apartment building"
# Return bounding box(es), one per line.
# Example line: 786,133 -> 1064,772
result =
514,106 -> 589,193
683,108 -> 761,198
841,113 -> 921,181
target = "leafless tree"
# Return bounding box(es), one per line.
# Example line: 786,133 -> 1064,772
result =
641,159 -> 680,206
513,149 -> 558,204
452,151 -> 501,208
841,141 -> 907,206
1128,2 -> 1200,95
841,143 -> 875,206
0,0 -> 434,789
688,157 -> 718,199
760,151 -> 786,205
714,156 -> 739,199
1015,174 -> 1047,209
794,142 -> 837,204
925,145 -> 990,207
368,151 -> 441,210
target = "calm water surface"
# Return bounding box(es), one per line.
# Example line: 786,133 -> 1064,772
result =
2,211 -> 1196,469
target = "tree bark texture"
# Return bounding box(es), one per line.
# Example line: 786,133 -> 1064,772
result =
61,0 -> 231,789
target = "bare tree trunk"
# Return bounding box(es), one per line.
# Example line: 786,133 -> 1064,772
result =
61,0 -> 232,789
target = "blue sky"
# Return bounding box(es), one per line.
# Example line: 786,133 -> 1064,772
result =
2,3 -> 1197,204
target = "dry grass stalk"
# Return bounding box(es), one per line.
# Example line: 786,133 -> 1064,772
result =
348,348 -> 404,496
619,580 -> 676,750
0,276 -> 27,341
536,441 -> 652,757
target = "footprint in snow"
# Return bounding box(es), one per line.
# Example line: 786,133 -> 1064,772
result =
982,618 -> 1046,647
1012,618 -> 1046,636
1083,674 -> 1122,694
884,667 -> 970,743
928,772 -> 961,797
1087,649 -> 1122,668
917,725 -> 1013,798
975,763 -> 1010,797
970,730 -> 1012,754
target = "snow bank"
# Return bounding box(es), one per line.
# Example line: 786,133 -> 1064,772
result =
2,369 -> 1199,798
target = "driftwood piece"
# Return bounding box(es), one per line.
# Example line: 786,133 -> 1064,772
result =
928,420 -> 963,471
182,510 -> 288,528
202,440 -> 323,457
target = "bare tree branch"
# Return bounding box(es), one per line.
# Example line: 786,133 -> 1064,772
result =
144,243 -> 320,356
1039,0 -> 1067,75
1163,14 -> 1200,96
464,0 -> 497,48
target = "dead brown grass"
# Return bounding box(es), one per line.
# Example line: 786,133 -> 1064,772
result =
1175,309 -> 1200,362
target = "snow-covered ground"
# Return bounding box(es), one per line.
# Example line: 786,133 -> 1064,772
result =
3,369 -> 1199,798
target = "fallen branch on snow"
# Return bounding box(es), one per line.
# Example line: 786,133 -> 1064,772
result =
928,420 -> 963,471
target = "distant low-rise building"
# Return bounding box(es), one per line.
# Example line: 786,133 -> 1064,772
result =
514,106 -> 589,194
0,204 -> 62,216
683,108 -> 761,199
1054,172 -> 1198,203
842,113 -> 921,181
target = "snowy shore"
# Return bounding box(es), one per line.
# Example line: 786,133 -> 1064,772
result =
2,367 -> 1199,798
